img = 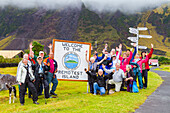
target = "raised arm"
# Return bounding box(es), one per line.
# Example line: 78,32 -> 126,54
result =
130,43 -> 137,62
29,42 -> 33,56
147,44 -> 154,59
48,44 -> 53,54
115,44 -> 122,63
97,55 -> 107,65
85,50 -> 89,63
127,51 -> 133,63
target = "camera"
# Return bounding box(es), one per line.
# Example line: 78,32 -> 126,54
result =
38,73 -> 44,78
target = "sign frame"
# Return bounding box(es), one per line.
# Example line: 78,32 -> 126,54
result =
52,39 -> 91,82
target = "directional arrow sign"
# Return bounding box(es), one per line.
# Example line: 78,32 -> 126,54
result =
129,28 -> 138,34
138,27 -> 148,31
138,46 -> 147,49
131,43 -> 135,46
139,35 -> 152,38
128,37 -> 138,42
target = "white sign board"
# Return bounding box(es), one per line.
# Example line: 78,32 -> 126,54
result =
138,46 -> 147,49
139,35 -> 152,38
138,27 -> 148,31
53,39 -> 91,81
129,28 -> 138,34
127,37 -> 138,42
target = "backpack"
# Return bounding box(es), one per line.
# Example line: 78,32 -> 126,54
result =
132,81 -> 139,93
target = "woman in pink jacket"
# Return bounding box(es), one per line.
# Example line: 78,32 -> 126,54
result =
140,44 -> 154,89
119,45 -> 136,72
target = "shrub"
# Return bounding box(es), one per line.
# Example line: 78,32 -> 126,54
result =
152,56 -> 170,65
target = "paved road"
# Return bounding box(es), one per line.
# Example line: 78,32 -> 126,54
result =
135,67 -> 170,113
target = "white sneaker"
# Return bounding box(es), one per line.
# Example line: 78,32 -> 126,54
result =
109,90 -> 115,95
93,93 -> 96,95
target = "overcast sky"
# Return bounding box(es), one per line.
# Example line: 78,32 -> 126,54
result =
0,0 -> 169,13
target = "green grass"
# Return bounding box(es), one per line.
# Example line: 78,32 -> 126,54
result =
0,67 -> 163,113
0,67 -> 17,76
154,65 -> 170,72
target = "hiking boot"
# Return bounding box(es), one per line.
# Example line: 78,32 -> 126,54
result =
33,101 -> 39,105
50,92 -> 57,96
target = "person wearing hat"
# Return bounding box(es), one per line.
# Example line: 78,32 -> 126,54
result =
38,50 -> 49,95
32,56 -> 50,98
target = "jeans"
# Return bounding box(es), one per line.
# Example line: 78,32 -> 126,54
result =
47,72 -> 58,93
93,82 -> 105,95
137,72 -> 143,88
142,70 -> 148,88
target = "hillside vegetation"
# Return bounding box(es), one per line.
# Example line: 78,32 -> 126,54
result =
0,4 -> 169,57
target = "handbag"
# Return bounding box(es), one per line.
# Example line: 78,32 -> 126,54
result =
132,81 -> 139,93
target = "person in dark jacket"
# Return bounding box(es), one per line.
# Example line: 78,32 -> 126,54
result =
32,56 -> 50,98
85,69 -> 109,95
85,50 -> 98,94
125,65 -> 135,92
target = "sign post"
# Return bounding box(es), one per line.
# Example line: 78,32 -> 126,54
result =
128,27 -> 152,53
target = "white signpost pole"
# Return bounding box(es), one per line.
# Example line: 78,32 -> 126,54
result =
128,27 -> 152,53
136,28 -> 139,53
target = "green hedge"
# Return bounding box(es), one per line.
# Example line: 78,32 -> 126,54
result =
0,57 -> 22,63
152,56 -> 170,65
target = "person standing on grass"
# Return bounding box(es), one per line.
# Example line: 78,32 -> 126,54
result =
29,43 -> 50,95
17,58 -> 39,105
32,56 -> 50,98
85,51 -> 98,94
140,44 -> 154,89
44,44 -> 58,96
16,53 -> 32,98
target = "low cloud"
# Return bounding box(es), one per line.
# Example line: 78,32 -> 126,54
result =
0,0 -> 169,13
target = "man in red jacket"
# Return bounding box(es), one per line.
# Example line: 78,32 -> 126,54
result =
140,44 -> 154,89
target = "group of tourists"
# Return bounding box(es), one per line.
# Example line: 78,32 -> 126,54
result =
16,41 -> 154,105
16,43 -> 58,105
85,43 -> 154,95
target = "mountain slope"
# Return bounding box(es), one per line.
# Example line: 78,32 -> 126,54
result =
0,4 -> 169,56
